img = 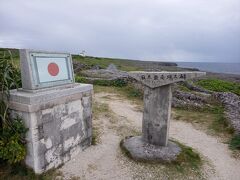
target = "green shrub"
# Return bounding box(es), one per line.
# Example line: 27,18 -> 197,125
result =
0,160 -> 63,179
125,86 -> 143,98
75,75 -> 88,83
0,117 -> 28,164
0,50 -> 27,164
195,79 -> 240,95
112,79 -> 127,87
229,134 -> 240,150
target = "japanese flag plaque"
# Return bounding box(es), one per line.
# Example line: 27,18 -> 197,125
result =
20,49 -> 74,90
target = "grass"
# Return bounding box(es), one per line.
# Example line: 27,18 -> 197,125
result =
93,101 -> 110,119
73,55 -> 144,71
91,101 -> 111,145
91,125 -> 101,146
229,134 -> 240,150
173,141 -> 202,171
208,106 -> 234,134
73,55 -> 184,72
195,78 -> 240,96
177,84 -> 192,92
173,105 -> 234,138
0,48 -> 20,67
173,92 -> 235,136
93,94 -> 141,137
0,161 -> 63,180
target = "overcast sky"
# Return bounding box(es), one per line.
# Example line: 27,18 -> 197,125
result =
0,0 -> 239,62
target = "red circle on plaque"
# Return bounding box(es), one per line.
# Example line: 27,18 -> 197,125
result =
48,63 -> 59,76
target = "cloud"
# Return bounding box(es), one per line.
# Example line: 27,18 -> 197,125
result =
0,0 -> 239,62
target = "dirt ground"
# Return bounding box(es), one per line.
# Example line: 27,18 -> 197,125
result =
60,93 -> 240,180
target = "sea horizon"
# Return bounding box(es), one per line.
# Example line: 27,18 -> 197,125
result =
176,62 -> 240,75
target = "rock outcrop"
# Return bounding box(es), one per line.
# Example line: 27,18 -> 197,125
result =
172,90 -> 210,109
214,92 -> 240,134
81,64 -> 128,80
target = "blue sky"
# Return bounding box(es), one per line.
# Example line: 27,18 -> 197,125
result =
0,0 -> 239,62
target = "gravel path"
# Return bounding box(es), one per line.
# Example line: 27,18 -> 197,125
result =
61,93 -> 240,180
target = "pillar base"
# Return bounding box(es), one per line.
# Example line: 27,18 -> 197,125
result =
121,136 -> 181,162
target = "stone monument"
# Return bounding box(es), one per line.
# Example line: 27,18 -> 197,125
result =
8,50 -> 93,173
122,71 -> 205,162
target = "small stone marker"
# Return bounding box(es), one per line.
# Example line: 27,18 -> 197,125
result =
122,71 -> 206,162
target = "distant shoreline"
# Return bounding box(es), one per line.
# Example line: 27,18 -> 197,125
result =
176,62 -> 240,83
177,62 -> 240,75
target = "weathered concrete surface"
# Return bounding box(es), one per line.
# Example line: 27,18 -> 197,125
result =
143,85 -> 171,146
129,71 -> 206,88
9,83 -> 91,110
9,83 -> 93,174
122,136 -> 181,162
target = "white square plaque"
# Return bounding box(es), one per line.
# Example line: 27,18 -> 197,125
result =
20,50 -> 74,90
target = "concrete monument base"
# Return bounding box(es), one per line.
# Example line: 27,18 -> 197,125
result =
121,136 -> 181,162
8,83 -> 93,174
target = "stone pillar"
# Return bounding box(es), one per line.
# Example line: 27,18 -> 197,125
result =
121,71 -> 206,162
143,85 -> 171,146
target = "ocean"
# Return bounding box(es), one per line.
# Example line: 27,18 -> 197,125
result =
176,62 -> 240,75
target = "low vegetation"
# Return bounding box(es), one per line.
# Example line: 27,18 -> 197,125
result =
182,81 -> 240,152
91,101 -> 110,145
0,50 -> 28,165
0,50 -> 43,179
177,83 -> 193,92
229,135 -> 240,150
73,55 -> 144,71
173,141 -> 202,171
195,78 -> 240,96
173,105 -> 233,138
73,55 -> 183,72
173,93 -> 236,142
0,161 -> 64,180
